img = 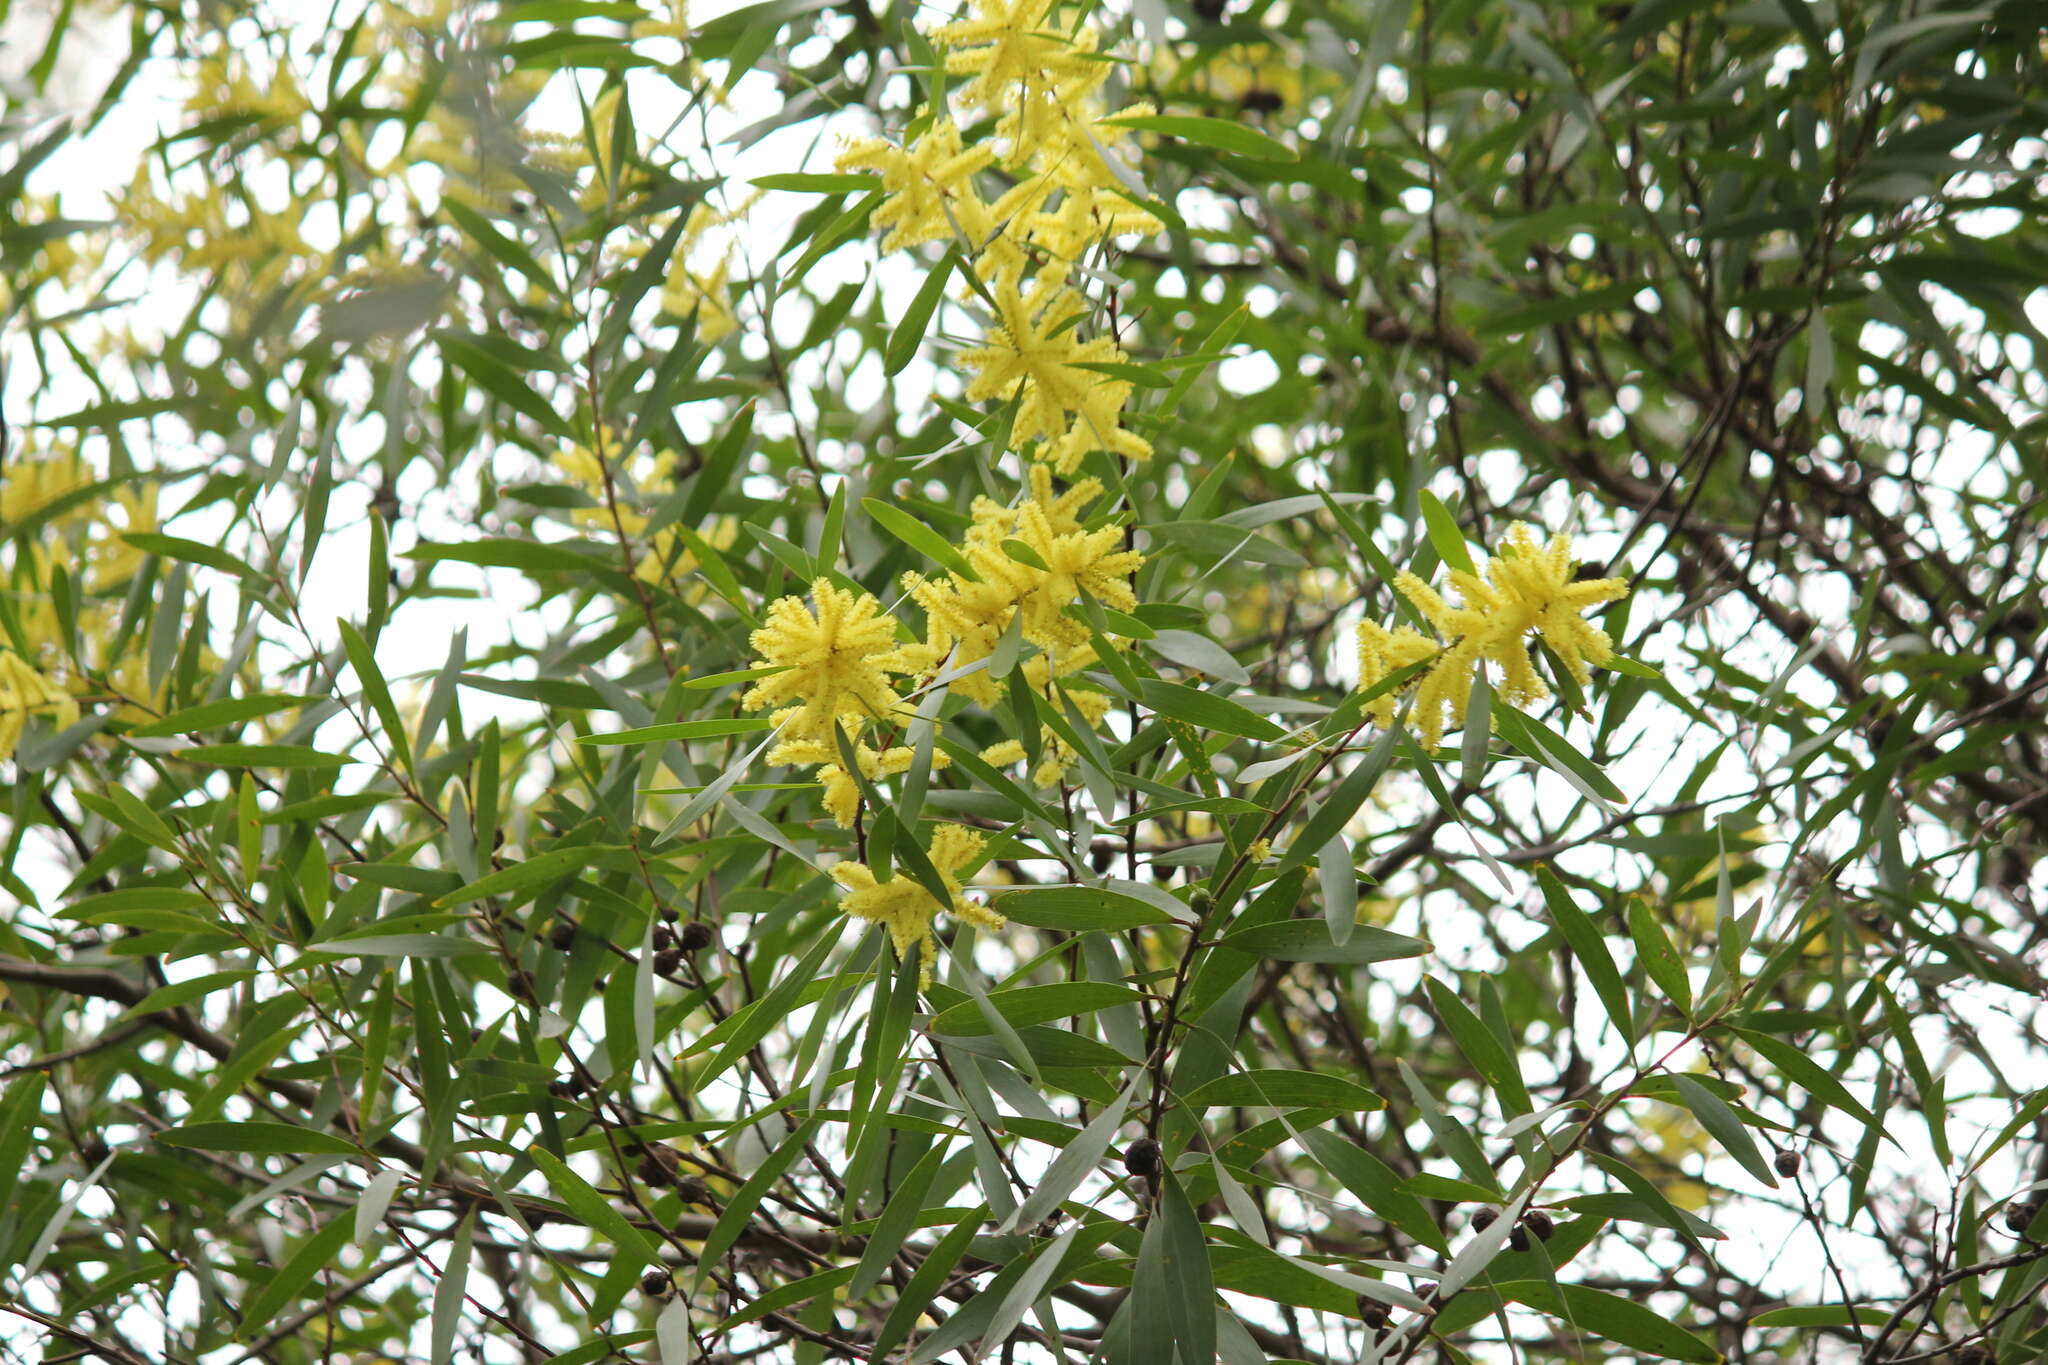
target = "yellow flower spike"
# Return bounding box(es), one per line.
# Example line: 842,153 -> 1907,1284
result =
930,0 -> 1105,136
835,119 -> 997,255
962,277 -> 1151,473
1356,525 -> 1627,749
831,825 -> 1001,989
1355,619 -> 1440,729
767,737 -> 951,828
741,580 -> 919,743
0,650 -> 81,762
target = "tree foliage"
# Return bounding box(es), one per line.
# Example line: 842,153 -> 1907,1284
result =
2,0 -> 2046,1362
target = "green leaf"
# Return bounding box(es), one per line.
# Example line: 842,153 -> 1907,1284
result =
863,497 -> 980,580
125,694 -> 310,738
1002,1074 -> 1138,1234
1214,920 -> 1430,964
437,329 -> 572,437
1297,1127 -> 1446,1252
1749,1304 -> 1890,1329
175,743 -> 354,769
1669,1074 -> 1778,1188
1159,1171 -> 1218,1365
121,532 -> 267,586
1495,1280 -> 1721,1361
1102,113 -> 1297,161
751,172 -> 880,192
995,885 -> 1179,930
1627,896 -> 1694,1017
1416,491 -> 1477,574
339,619 -> 412,774
437,845 -> 628,906
1181,1069 -> 1383,1111
1137,679 -> 1284,742
930,982 -> 1149,1035
407,538 -> 612,576
158,1122 -> 358,1156
237,1214 -> 358,1338
1538,866 -> 1637,1047
887,246 -> 957,376
528,1145 -> 666,1273
1423,976 -> 1532,1115
1727,1026 -> 1876,1126
578,718 -> 773,744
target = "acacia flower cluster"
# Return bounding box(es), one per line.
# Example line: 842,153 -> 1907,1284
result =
740,581 -> 948,828
907,466 -> 1141,785
837,0 -> 1162,473
830,824 -> 1003,989
1357,524 -> 1629,748
1,448 -> 168,740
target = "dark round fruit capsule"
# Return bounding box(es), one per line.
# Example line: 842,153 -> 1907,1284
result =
1240,89 -> 1284,114
1124,1137 -> 1162,1179
1356,1297 -> 1390,1328
1192,0 -> 1227,20
1470,1207 -> 1498,1232
550,921 -> 578,951
637,1147 -> 680,1187
676,1175 -> 713,1206
679,920 -> 716,952
1774,1150 -> 1801,1179
548,1078 -> 577,1099
2004,1200 -> 2038,1233
640,1268 -> 670,1297
652,925 -> 675,951
654,947 -> 685,977
1509,1227 -> 1530,1251
1524,1210 -> 1555,1241
660,905 -> 680,923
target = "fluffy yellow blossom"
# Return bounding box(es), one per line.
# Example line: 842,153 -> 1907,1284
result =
836,118 -> 997,255
660,204 -> 744,343
0,651 -> 81,762
904,471 -> 1140,702
931,0 -> 1106,138
1355,526 -> 1627,748
741,580 -> 922,742
1246,838 -> 1272,861
767,737 -> 952,828
832,825 -> 1002,987
963,277 -> 1150,472
1,452 -> 96,528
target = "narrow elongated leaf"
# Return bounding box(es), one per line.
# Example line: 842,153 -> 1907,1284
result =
1215,920 -> 1430,964
528,1146 -> 666,1271
1669,1074 -> 1779,1188
1496,1280 -> 1721,1361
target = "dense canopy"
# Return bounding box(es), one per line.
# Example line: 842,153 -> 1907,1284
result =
2,1 -> 2045,1363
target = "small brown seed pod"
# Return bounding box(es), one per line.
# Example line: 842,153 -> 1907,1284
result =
1508,1227 -> 1531,1252
1774,1150 -> 1801,1179
637,1146 -> 682,1187
1124,1137 -> 1162,1180
1524,1209 -> 1556,1241
676,1175 -> 713,1206
549,921 -> 578,951
640,1268 -> 670,1297
1355,1297 -> 1390,1329
651,924 -> 676,952
2003,1200 -> 2039,1234
660,905 -> 681,924
1470,1207 -> 1498,1232
679,920 -> 716,952
654,947 -> 685,977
